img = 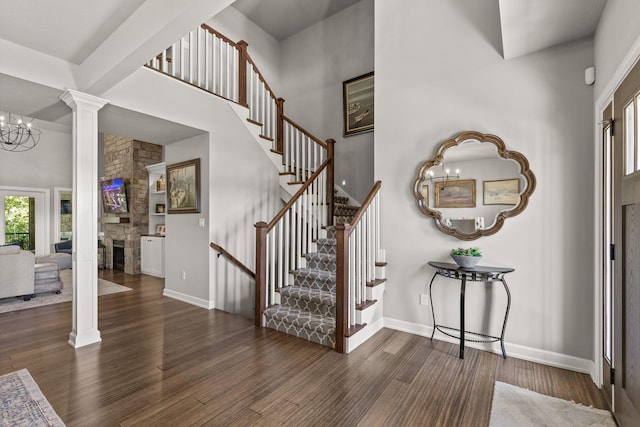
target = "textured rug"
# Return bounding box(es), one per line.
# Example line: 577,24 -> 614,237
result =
490,381 -> 616,426
0,368 -> 65,426
0,269 -> 131,314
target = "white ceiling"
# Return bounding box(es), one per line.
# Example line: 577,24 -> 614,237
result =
0,0 -> 147,64
0,0 -> 609,143
499,0 -> 607,59
231,0 -> 362,41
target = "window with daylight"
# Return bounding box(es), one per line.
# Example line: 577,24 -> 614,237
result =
625,100 -> 635,175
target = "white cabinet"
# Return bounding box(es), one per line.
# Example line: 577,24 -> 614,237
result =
141,236 -> 165,277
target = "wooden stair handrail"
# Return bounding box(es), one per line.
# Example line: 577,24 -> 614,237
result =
267,158 -> 331,230
282,115 -> 328,149
347,181 -> 382,233
200,23 -> 238,48
210,242 -> 255,279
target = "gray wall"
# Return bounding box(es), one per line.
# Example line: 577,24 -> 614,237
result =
280,0 -> 374,202
208,5 -> 281,95
165,134 -> 210,300
594,0 -> 640,100
104,66 -> 283,309
0,122 -> 72,246
376,0 -> 596,363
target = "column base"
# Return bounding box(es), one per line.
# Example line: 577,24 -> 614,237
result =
68,330 -> 102,348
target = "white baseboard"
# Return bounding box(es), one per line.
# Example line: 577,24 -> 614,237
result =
346,317 -> 384,353
383,317 -> 595,376
163,288 -> 214,310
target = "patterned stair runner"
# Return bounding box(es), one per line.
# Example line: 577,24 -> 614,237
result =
262,194 -> 360,348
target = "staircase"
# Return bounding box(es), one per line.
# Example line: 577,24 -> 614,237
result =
148,23 -> 385,353
262,195 -> 358,348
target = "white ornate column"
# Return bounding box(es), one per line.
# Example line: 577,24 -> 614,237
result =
59,89 -> 109,348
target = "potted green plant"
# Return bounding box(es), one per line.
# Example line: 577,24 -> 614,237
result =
450,247 -> 482,268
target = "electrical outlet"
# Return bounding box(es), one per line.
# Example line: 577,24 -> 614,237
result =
420,294 -> 429,306
181,271 -> 186,280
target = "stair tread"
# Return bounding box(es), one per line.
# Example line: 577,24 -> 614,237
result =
316,237 -> 336,245
280,286 -> 335,305
292,268 -> 336,279
306,252 -> 336,260
263,305 -> 335,333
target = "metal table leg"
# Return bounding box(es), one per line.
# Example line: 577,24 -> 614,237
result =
499,277 -> 512,359
460,276 -> 466,359
429,272 -> 438,341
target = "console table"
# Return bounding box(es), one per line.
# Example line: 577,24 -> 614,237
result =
427,261 -> 513,359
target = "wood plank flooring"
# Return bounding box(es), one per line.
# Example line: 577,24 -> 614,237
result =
0,270 -> 609,426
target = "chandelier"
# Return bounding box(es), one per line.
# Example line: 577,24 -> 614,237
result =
0,112 -> 42,152
427,164 -> 460,189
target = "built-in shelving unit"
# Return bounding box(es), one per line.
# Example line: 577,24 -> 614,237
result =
143,162 -> 166,277
146,162 -> 166,235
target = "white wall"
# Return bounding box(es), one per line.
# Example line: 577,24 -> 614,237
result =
280,0 -> 374,202
0,122 -> 72,247
376,0 -> 596,367
209,112 -> 282,318
594,0 -> 640,101
208,6 -> 281,95
104,66 -> 282,310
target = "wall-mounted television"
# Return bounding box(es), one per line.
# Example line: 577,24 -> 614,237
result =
60,199 -> 72,214
101,178 -> 129,214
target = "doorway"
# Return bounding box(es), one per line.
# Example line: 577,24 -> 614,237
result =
603,56 -> 640,426
0,186 -> 49,255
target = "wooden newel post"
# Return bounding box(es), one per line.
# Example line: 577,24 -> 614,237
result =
237,40 -> 249,107
255,221 -> 268,327
335,224 -> 350,353
326,138 -> 336,226
276,97 -> 285,154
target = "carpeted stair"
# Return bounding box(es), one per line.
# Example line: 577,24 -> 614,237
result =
262,193 -> 360,348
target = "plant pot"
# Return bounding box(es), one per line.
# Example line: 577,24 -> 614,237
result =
451,254 -> 481,268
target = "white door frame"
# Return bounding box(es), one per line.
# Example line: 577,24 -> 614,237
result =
0,185 -> 50,256
593,33 -> 640,388
54,187 -> 73,244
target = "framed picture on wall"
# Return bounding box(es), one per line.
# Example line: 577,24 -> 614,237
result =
343,71 -> 374,136
483,178 -> 520,205
167,158 -> 201,214
435,180 -> 476,208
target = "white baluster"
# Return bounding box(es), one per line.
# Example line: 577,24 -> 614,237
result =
349,233 -> 356,327
180,37 -> 185,80
284,210 -> 290,288
269,225 -> 276,293
277,219 -> 283,291
232,46 -> 238,102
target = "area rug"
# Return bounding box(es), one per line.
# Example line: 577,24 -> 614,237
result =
489,381 -> 616,426
0,368 -> 65,426
0,269 -> 131,314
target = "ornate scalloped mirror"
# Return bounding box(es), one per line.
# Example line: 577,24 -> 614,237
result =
413,131 -> 536,240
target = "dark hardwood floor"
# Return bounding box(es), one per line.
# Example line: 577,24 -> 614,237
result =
0,270 -> 608,426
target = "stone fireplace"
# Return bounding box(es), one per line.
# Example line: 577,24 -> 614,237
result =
102,135 -> 162,274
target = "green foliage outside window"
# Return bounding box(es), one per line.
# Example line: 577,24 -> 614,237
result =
4,196 -> 32,250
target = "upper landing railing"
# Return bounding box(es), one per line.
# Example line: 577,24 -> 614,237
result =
146,24 -> 327,184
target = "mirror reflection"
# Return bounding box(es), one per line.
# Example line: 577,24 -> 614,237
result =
413,131 -> 536,240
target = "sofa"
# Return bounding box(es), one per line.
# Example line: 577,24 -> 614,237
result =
0,245 -> 35,300
35,240 -> 73,270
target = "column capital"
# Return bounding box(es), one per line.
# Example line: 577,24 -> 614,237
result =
59,89 -> 109,111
